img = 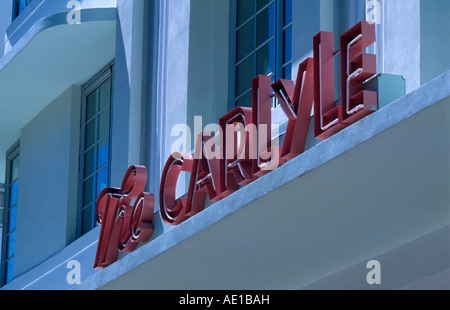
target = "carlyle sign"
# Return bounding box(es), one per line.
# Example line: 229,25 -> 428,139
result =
93,21 -> 377,269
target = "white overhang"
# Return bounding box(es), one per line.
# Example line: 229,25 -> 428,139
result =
72,71 -> 449,290
0,8 -> 117,179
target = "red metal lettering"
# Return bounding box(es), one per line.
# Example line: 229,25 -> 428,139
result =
219,107 -> 256,195
187,132 -> 223,205
313,31 -> 347,139
272,57 -> 314,163
94,165 -> 155,269
251,75 -> 278,175
159,133 -> 223,226
340,21 -> 377,124
159,152 -> 194,225
96,20 -> 379,254
314,21 -> 377,139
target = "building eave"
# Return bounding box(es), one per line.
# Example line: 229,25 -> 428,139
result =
0,8 -> 117,181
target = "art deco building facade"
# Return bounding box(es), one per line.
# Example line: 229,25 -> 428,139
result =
0,0 -> 448,290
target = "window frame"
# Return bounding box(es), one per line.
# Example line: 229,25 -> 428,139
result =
229,0 -> 292,110
77,64 -> 114,237
1,140 -> 20,286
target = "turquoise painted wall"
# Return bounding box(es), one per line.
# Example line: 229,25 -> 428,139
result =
420,0 -> 450,85
14,86 -> 81,277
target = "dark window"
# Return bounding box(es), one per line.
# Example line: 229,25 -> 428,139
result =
1,142 -> 20,285
78,68 -> 112,236
233,0 -> 292,108
13,0 -> 33,20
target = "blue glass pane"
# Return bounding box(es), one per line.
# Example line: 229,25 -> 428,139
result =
236,19 -> 254,62
6,257 -> 14,283
84,147 -> 96,178
98,108 -> 110,139
82,204 -> 95,235
236,55 -> 254,97
284,0 -> 292,25
283,25 -> 292,64
236,91 -> 252,108
9,182 -> 18,207
83,175 -> 96,207
256,3 -> 275,47
7,231 -> 15,259
85,119 -> 97,149
97,138 -> 109,169
96,167 -> 108,197
19,0 -> 27,14
14,0 -> 19,17
86,89 -> 99,121
8,206 -> 17,233
237,0 -> 255,26
257,0 -> 270,10
99,78 -> 111,110
11,156 -> 19,181
256,39 -> 275,77
283,63 -> 292,80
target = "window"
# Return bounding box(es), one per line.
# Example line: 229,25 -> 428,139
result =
1,142 -> 20,285
0,184 -> 4,231
232,0 -> 292,108
13,0 -> 33,20
78,68 -> 112,236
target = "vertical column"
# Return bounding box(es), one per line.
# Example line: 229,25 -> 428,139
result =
420,0 -> 450,85
382,0 -> 420,93
110,0 -> 133,186
146,0 -> 191,199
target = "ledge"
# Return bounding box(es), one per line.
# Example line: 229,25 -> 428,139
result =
5,0 -> 117,50
74,70 -> 449,290
1,70 -> 447,290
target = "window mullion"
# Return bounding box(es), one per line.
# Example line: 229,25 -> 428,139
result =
234,0 -> 291,107
79,67 -> 112,237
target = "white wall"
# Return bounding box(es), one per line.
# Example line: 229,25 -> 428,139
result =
140,0 -> 191,200
420,0 -> 450,85
0,0 -> 13,183
14,86 -> 81,277
187,0 -> 229,131
382,0 -> 421,93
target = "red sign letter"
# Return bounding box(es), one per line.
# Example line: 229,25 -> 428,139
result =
272,57 -> 314,163
340,21 -> 377,124
219,106 -> 256,196
94,165 -> 155,269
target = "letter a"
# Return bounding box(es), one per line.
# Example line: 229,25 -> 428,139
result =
66,260 -> 81,285
67,0 -> 81,25
366,259 -> 381,285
